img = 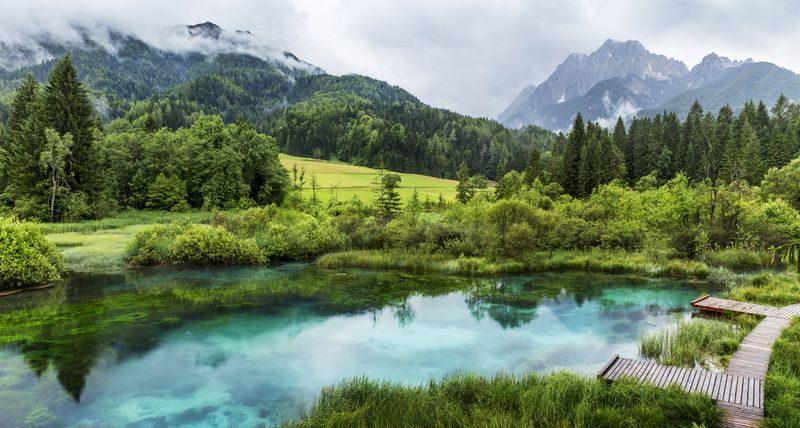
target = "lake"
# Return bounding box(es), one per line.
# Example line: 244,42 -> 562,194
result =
0,265 -> 711,427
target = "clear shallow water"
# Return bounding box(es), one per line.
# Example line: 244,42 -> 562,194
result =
0,265 -> 712,427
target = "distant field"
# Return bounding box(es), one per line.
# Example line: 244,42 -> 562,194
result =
279,154 -> 461,203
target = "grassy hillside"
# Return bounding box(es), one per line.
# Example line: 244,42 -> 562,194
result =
279,154 -> 464,203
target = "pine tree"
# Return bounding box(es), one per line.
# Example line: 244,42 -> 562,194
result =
612,116 -> 626,151
455,161 -> 475,203
755,101 -> 771,159
43,54 -> 98,195
2,74 -> 48,216
738,119 -> 765,184
562,113 -> 585,196
711,105 -> 734,183
523,149 -> 541,185
373,169 -> 402,220
680,101 -> 705,181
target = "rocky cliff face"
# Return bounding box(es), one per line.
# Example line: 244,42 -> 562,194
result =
498,39 -> 795,130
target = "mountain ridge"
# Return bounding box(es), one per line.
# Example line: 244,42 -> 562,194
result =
500,40 -> 798,130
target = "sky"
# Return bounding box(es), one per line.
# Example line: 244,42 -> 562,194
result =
1,0 -> 799,118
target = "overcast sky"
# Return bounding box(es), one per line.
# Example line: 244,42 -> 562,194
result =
2,0 -> 799,118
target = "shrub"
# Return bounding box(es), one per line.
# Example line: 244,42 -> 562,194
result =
0,217 -> 63,290
126,223 -> 188,266
171,224 -> 265,265
213,206 -> 278,236
501,222 -> 537,257
257,211 -> 344,259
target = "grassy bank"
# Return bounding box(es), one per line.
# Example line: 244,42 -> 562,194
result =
317,249 -> 726,280
639,316 -> 758,368
43,211 -> 213,272
283,372 -> 722,428
764,318 -> 800,426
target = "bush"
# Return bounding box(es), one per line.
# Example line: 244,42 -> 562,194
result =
212,206 -> 278,236
0,217 -> 63,290
501,222 -> 537,257
126,222 -> 188,266
171,224 -> 265,265
257,211 -> 344,259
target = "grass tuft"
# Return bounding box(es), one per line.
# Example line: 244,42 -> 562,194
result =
283,372 -> 722,428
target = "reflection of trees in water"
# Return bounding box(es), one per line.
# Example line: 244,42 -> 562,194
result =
463,275 -> 605,329
1,268 -> 465,403
391,299 -> 416,326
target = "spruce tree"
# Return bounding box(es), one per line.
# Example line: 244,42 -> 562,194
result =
455,161 -> 475,203
523,149 -> 541,185
738,119 -> 764,184
755,101 -> 771,158
2,74 -> 48,216
680,101 -> 705,181
373,170 -> 402,220
562,113 -> 585,197
612,116 -> 626,151
43,54 -> 98,195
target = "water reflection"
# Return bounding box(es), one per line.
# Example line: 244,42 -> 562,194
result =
0,266 -> 710,427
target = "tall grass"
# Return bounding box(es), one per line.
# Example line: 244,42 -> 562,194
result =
726,272 -> 800,307
46,225 -> 151,272
40,210 -> 213,234
763,319 -> 800,427
283,372 -> 722,427
640,318 -> 756,368
318,249 -> 717,280
704,248 -> 776,270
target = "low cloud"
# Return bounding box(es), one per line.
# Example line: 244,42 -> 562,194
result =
1,0 -> 799,118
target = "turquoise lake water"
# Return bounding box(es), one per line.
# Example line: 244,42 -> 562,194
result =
0,265 -> 711,427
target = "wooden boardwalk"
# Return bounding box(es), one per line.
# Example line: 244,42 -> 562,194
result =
599,295 -> 800,428
598,356 -> 763,408
691,295 -> 800,319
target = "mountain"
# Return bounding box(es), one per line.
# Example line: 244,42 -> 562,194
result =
0,22 -> 323,113
500,40 -> 800,130
499,39 -> 688,128
640,61 -> 800,118
0,21 -> 555,181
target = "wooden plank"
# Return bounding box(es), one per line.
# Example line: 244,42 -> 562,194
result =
656,365 -> 673,388
607,358 -> 628,381
598,355 -> 619,378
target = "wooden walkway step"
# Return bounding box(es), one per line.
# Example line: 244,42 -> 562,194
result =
598,356 -> 763,409
600,296 -> 800,428
727,317 -> 790,380
691,295 -> 800,319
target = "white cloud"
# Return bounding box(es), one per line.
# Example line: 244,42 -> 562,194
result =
1,0 -> 799,118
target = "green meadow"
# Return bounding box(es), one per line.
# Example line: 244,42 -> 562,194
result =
279,154 -> 464,203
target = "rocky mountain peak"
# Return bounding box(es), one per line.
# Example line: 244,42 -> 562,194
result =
187,22 -> 223,39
